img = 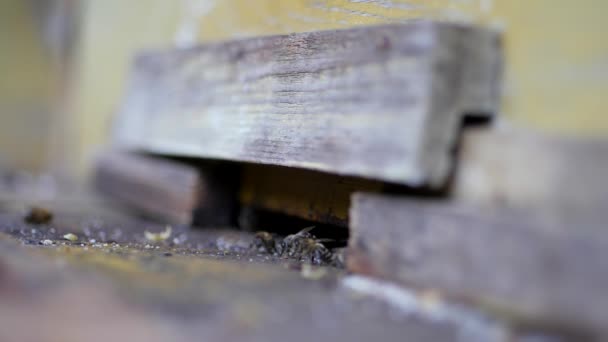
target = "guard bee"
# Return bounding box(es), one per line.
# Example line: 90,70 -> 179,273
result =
280,226 -> 335,265
280,226 -> 316,257
281,226 -> 315,245
252,231 -> 279,254
253,226 -> 341,266
295,237 -> 334,265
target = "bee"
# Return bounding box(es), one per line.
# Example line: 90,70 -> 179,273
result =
144,226 -> 172,243
281,226 -> 315,247
280,227 -> 335,265
295,237 -> 334,265
24,206 -> 53,225
252,231 -> 279,254
279,226 -> 315,255
252,226 -> 342,266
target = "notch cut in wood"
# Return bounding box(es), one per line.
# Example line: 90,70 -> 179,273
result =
113,21 -> 502,188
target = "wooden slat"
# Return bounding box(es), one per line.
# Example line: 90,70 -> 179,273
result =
94,151 -> 238,226
113,22 -> 501,188
455,126 -> 608,223
348,193 -> 608,337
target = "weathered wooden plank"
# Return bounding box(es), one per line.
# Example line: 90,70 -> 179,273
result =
348,193 -> 608,337
93,151 -> 238,226
455,126 -> 608,223
113,22 -> 501,188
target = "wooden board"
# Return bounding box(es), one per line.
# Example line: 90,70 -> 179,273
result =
113,22 -> 501,188
455,126 -> 608,223
348,193 -> 608,337
94,151 -> 239,226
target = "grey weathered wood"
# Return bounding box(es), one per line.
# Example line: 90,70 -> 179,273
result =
113,22 -> 501,188
455,126 -> 608,224
348,193 -> 608,337
94,151 -> 238,226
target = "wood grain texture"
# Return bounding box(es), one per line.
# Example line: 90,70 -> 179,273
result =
114,22 -> 501,188
348,193 -> 608,337
455,126 -> 608,223
94,151 -> 238,226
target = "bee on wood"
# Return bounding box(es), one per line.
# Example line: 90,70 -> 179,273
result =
24,206 -> 53,225
279,226 -> 314,257
295,237 -> 334,265
252,226 -> 342,266
252,231 -> 279,255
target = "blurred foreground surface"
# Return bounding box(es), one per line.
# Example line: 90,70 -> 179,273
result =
0,172 -> 516,342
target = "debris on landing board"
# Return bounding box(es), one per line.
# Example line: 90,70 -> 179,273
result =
144,226 -> 172,243
23,206 -> 53,225
62,233 -> 78,242
2,208 -> 342,268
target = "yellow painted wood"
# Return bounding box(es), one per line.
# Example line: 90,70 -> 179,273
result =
193,0 -> 490,41
69,0 -> 182,177
493,1 -> 608,136
0,0 -> 55,171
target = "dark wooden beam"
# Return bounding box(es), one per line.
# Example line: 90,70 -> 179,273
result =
94,151 -> 238,226
113,22 -> 501,188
